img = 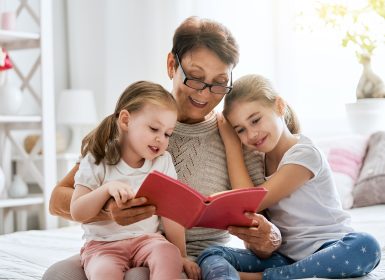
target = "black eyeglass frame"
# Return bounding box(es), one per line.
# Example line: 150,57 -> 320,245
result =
175,53 -> 233,95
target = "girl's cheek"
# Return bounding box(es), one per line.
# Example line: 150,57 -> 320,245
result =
240,136 -> 248,146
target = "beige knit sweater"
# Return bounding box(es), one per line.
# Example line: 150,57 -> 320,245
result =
167,112 -> 265,258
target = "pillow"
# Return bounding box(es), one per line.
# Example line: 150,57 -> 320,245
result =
315,135 -> 368,209
353,131 -> 385,207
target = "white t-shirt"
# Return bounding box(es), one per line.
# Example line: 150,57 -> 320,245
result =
74,151 -> 177,242
265,134 -> 354,261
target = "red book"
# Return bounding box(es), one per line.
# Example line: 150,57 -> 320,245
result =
136,171 -> 267,230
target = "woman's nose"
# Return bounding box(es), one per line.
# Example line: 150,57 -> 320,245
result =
198,87 -> 211,95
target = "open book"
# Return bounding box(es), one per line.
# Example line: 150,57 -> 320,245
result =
136,171 -> 267,230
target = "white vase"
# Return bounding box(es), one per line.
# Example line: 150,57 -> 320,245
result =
356,56 -> 385,99
0,83 -> 24,115
8,175 -> 29,198
345,98 -> 385,135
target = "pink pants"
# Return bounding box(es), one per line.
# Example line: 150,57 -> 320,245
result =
80,233 -> 183,280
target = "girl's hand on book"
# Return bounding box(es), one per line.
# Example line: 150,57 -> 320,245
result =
106,181 -> 135,208
182,257 -> 201,280
228,212 -> 282,259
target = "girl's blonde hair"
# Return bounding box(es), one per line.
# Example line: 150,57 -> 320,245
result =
81,81 -> 178,165
223,74 -> 300,134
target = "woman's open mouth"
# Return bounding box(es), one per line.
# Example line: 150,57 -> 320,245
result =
189,96 -> 207,108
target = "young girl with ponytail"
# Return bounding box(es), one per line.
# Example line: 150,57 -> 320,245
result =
70,80 -> 200,280
198,74 -> 380,280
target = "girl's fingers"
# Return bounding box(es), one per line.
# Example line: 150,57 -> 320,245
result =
119,189 -> 135,205
120,190 -> 129,203
108,184 -> 135,209
112,192 -> 122,208
126,188 -> 135,199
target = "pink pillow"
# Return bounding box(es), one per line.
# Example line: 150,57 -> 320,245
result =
315,135 -> 368,209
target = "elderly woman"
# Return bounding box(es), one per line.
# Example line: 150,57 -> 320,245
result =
43,16 -> 281,280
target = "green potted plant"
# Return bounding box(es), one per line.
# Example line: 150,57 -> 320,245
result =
315,0 -> 385,99
302,0 -> 385,134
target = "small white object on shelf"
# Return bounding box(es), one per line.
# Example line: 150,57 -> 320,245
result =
7,175 -> 28,198
1,11 -> 16,30
0,83 -> 23,115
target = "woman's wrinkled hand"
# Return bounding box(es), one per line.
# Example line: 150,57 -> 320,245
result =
104,197 -> 156,226
228,212 -> 281,258
182,257 -> 201,280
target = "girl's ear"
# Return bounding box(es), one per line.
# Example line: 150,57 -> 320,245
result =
167,52 -> 176,80
118,109 -> 130,132
275,97 -> 286,116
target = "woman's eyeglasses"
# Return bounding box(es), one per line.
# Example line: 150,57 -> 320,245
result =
175,53 -> 232,95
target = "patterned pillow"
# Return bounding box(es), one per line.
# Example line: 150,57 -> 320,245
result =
315,135 -> 368,209
353,131 -> 385,207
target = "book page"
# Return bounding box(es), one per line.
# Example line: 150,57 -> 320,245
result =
137,171 -> 267,230
196,188 -> 267,230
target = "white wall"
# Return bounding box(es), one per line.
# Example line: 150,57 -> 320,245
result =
66,0 -> 107,120
64,0 -> 275,118
60,0 -> 385,138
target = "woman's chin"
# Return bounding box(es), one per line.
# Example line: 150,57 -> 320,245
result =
178,113 -> 207,124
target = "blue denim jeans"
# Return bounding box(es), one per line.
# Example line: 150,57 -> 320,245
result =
197,232 -> 381,280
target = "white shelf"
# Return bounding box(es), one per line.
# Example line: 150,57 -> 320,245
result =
0,115 -> 42,123
0,194 -> 44,208
0,30 -> 40,50
0,1 -> 57,234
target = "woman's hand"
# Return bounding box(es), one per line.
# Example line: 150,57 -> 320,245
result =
228,212 -> 281,258
216,113 -> 241,148
182,257 -> 201,280
104,197 -> 156,226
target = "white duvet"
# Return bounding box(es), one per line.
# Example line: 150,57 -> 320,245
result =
0,205 -> 384,280
0,226 -> 83,279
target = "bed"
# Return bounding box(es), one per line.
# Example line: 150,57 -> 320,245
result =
0,205 -> 384,280
1,133 -> 384,279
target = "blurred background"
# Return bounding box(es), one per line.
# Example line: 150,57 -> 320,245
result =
1,0 -> 385,232
50,0 -> 385,138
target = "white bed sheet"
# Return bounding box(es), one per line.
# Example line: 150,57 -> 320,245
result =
0,226 -> 83,280
0,205 -> 384,280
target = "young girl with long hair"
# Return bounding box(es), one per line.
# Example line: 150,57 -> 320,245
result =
70,81 -> 200,280
197,74 -> 381,280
